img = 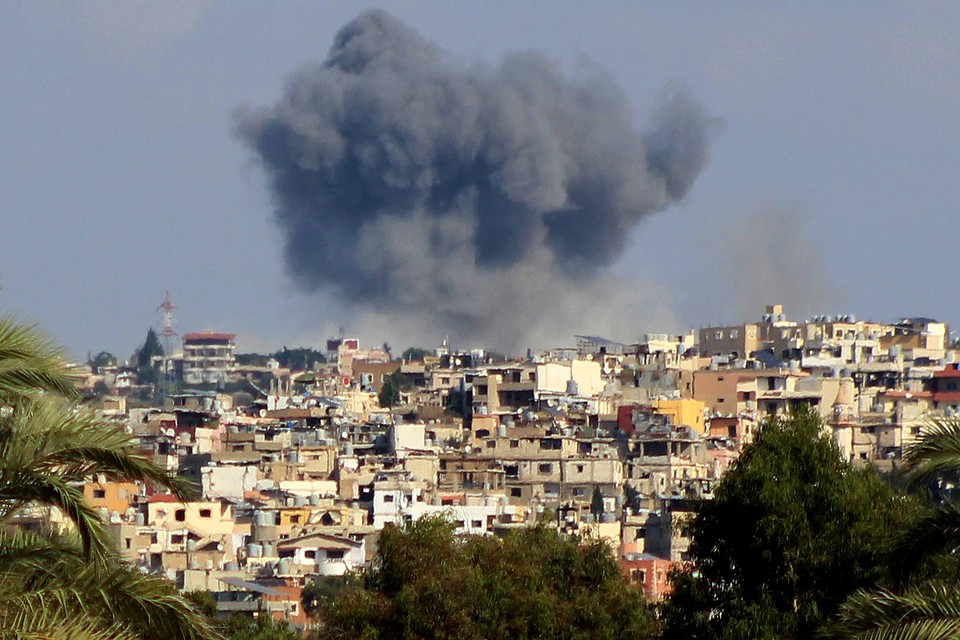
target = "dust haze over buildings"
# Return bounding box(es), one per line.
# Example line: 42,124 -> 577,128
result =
236,9 -> 719,351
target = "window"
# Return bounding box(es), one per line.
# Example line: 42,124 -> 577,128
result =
538,463 -> 553,474
290,515 -> 301,523
509,439 -> 519,448
93,489 -> 106,499
717,398 -> 725,404
125,538 -> 132,549
384,495 -> 395,503
150,533 -> 158,544
572,487 -> 585,497
486,441 -> 495,449
471,520 -> 483,528
174,509 -> 185,522
327,550 -> 344,559
576,464 -> 585,473
510,487 -> 522,497
199,509 -> 211,518
171,534 -> 184,544
305,550 -> 316,559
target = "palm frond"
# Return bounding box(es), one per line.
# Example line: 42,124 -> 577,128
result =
0,470 -> 112,558
0,528 -> 85,576
0,317 -> 217,640
889,503 -> 960,580
0,613 -> 139,640
823,583 -> 960,640
1,396 -> 196,499
903,418 -> 960,486
0,315 -> 78,401
0,554 -> 222,640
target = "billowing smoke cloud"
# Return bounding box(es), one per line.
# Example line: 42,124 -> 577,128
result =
710,202 -> 842,322
236,10 -> 718,351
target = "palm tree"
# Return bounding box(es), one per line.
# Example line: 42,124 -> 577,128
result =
0,315 -> 77,401
824,418 -> 960,640
0,315 -> 220,640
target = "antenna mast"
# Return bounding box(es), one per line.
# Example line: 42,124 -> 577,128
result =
157,290 -> 177,356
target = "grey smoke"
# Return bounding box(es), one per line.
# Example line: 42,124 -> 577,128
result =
236,10 -> 718,350
710,202 -> 841,322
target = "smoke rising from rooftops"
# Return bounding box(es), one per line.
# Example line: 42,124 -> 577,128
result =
236,10 -> 719,351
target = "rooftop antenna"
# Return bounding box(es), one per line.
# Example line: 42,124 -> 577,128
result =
157,290 -> 177,356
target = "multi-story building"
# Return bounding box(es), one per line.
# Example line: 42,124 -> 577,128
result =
180,332 -> 236,386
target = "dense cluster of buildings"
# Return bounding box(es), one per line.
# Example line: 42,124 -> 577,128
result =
73,304 -> 960,629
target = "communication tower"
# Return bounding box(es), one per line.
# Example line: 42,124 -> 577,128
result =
157,290 -> 177,356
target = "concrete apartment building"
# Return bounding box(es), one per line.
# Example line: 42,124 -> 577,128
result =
180,332 -> 236,386
64,305 -> 960,634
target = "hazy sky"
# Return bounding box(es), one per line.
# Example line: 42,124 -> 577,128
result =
2,2 -> 959,359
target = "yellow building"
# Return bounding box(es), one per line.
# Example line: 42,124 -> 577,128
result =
653,398 -> 706,434
84,481 -> 140,514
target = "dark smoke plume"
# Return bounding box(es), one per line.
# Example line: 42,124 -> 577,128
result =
237,10 -> 718,350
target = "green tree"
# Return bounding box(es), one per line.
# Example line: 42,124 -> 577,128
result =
623,483 -> 643,513
137,327 -> 164,367
659,406 -> 916,640
302,575 -> 360,617
272,346 -> 326,371
591,485 -> 605,519
401,347 -> 431,362
185,590 -> 300,640
378,371 -> 408,409
823,418 -> 960,640
135,327 -> 164,386
89,350 -> 117,372
315,516 -> 657,640
0,316 -> 218,640
220,615 -> 300,640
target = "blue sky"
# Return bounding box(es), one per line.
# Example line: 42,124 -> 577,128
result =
2,2 -> 958,358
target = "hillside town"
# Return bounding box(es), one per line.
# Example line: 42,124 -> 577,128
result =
64,303 -> 959,632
